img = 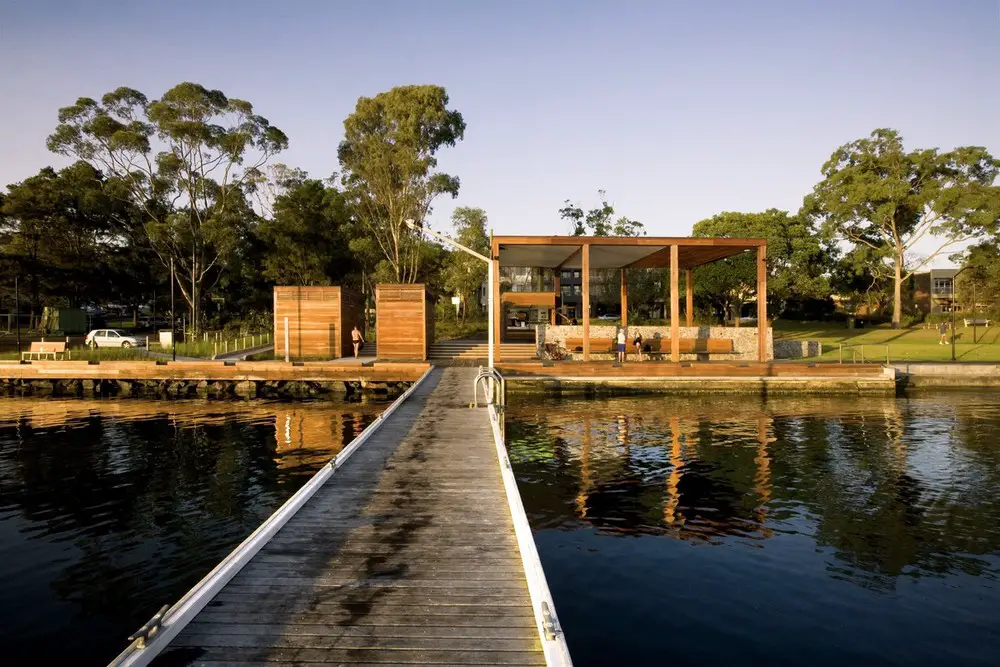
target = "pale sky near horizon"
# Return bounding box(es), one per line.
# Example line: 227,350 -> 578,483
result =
1,0 -> 998,267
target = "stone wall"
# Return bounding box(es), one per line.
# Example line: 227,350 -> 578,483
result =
535,324 -> 773,361
773,340 -> 822,359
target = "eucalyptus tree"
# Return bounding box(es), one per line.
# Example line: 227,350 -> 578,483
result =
48,82 -> 288,332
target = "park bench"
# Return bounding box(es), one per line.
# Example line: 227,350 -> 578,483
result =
22,341 -> 68,361
563,337 -> 734,357
963,318 -> 991,328
564,337 -> 615,353
642,337 -> 734,358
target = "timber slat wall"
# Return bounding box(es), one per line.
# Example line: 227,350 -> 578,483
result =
0,360 -> 428,382
376,284 -> 431,360
156,367 -> 545,665
274,286 -> 364,359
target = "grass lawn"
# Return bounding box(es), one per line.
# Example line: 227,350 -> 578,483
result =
773,320 -> 1000,362
0,347 -> 150,362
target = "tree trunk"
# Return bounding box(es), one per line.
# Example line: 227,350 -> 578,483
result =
893,256 -> 903,329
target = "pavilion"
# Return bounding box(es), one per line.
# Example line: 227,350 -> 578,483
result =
489,235 -> 769,362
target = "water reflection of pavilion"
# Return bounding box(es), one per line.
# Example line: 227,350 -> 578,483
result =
570,413 -> 775,542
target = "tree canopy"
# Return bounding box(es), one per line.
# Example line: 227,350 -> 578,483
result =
338,85 -> 466,283
691,209 -> 831,321
47,82 -> 288,332
560,190 -> 645,236
442,207 -> 490,321
803,128 -> 1000,327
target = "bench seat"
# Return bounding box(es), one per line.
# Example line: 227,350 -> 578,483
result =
563,337 -> 734,355
22,341 -> 68,361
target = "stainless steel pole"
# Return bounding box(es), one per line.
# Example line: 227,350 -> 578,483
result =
15,275 -> 21,358
170,258 -> 176,361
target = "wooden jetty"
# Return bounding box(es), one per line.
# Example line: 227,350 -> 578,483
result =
110,367 -> 571,667
0,360 -> 429,398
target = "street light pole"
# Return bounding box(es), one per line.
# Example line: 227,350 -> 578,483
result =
170,258 -> 176,361
404,219 -> 494,371
951,294 -> 957,362
14,275 -> 21,359
951,266 -> 972,362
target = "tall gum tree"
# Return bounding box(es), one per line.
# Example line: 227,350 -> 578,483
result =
47,83 -> 288,332
803,129 -> 1000,328
337,85 -> 465,283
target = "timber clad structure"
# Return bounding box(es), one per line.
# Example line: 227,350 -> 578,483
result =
491,235 -> 770,363
375,284 -> 434,361
274,286 -> 364,359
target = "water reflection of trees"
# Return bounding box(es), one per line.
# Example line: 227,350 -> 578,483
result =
0,399 -> 381,655
507,393 -> 1000,586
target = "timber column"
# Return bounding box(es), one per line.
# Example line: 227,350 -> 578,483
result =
670,244 -> 680,362
757,243 -> 768,362
582,243 -> 591,361
685,269 -> 694,327
492,238 -> 501,363
620,269 -> 628,328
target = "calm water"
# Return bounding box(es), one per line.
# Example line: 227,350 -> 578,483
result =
0,397 -> 385,665
507,392 -> 1000,667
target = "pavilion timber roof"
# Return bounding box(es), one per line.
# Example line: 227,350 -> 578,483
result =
489,235 -> 770,364
492,236 -> 766,270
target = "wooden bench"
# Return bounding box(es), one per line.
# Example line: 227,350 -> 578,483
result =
564,337 -> 615,353
643,338 -> 734,357
964,318 -> 991,328
563,337 -> 734,356
22,341 -> 68,361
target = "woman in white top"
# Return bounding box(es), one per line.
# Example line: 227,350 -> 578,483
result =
616,327 -> 627,363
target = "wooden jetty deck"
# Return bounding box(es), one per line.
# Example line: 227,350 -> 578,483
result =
111,367 -> 569,666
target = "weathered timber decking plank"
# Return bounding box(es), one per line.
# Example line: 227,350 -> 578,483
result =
154,367 -> 543,666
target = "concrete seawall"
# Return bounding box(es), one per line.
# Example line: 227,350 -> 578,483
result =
893,362 -> 1000,388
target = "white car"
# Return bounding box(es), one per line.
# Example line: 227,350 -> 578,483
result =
85,329 -> 146,349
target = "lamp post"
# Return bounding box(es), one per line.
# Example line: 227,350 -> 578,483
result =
950,266 -> 972,362
404,218 -> 494,370
14,276 -> 21,359
170,258 -> 176,361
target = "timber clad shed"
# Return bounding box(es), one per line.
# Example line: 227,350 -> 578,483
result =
273,286 -> 364,359
375,284 -> 433,360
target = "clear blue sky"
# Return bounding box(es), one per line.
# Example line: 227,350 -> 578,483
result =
2,0 -> 998,263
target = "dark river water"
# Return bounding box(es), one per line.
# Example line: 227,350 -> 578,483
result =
0,397 -> 385,665
506,392 -> 1000,667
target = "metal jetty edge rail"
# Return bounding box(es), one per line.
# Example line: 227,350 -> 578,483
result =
479,369 -> 574,666
107,365 -> 573,666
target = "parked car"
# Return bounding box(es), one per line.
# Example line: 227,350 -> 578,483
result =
84,329 -> 146,349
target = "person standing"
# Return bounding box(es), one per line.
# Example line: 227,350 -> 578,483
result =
938,321 -> 948,345
351,325 -> 365,358
633,331 -> 644,361
616,326 -> 627,363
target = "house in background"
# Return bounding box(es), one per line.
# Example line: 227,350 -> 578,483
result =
910,268 -> 960,315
